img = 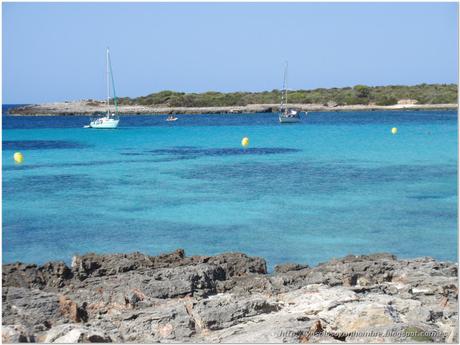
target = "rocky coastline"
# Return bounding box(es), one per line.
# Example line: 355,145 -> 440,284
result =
6,101 -> 458,116
2,250 -> 458,343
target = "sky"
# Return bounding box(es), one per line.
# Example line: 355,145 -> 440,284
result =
2,2 -> 458,104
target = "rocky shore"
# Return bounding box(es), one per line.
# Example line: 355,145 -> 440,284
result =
6,101 -> 458,116
2,250 -> 458,343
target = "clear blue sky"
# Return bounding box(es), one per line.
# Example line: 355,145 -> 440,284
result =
3,2 -> 458,103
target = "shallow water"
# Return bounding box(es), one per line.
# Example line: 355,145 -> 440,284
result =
2,110 -> 458,268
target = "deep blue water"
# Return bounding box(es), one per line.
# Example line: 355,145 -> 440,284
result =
2,109 -> 458,268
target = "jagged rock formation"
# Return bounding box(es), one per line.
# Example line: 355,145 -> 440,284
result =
2,250 -> 458,343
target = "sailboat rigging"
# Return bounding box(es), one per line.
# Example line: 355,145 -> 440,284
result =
278,61 -> 303,124
85,48 -> 120,129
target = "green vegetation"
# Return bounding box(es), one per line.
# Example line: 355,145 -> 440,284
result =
117,84 -> 457,107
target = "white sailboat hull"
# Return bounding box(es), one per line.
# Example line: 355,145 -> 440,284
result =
88,117 -> 119,129
279,115 -> 301,123
279,109 -> 302,123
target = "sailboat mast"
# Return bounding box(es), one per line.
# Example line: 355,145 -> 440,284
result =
108,51 -> 119,116
284,61 -> 288,111
280,61 -> 288,115
106,48 -> 110,116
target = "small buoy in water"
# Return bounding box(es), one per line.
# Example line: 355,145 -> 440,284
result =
13,152 -> 23,164
391,127 -> 398,135
241,137 -> 249,148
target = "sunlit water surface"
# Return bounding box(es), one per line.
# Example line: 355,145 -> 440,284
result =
2,110 -> 458,268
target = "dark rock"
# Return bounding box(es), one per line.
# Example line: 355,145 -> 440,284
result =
192,295 -> 280,330
133,263 -> 226,299
2,261 -> 72,290
117,303 -> 195,342
274,263 -> 309,274
2,287 -> 61,329
185,252 -> 267,277
270,253 -> 399,291
41,262 -> 73,288
2,250 -> 457,343
2,263 -> 45,289
217,274 -> 274,295
71,249 -> 186,280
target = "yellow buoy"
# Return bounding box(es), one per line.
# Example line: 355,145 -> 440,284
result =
13,152 -> 24,164
391,127 -> 398,135
241,137 -> 249,148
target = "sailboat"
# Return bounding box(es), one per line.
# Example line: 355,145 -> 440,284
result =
86,48 -> 120,129
278,62 -> 302,124
166,115 -> 178,122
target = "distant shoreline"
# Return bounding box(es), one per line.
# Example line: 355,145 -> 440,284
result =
5,101 -> 458,116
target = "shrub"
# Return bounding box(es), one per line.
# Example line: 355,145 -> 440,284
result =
113,84 -> 457,107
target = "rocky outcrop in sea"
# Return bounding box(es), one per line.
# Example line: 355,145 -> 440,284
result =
2,249 -> 458,343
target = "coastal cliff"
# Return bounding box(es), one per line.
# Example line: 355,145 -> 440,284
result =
6,101 -> 458,116
2,250 -> 458,343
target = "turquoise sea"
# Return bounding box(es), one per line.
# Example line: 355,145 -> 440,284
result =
2,109 -> 458,268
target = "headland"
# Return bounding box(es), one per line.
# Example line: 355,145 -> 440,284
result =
6,83 -> 458,116
5,101 -> 458,116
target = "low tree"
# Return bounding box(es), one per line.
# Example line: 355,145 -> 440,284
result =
354,85 -> 371,98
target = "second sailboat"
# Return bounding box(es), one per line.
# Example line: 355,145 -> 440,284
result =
279,62 -> 302,124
